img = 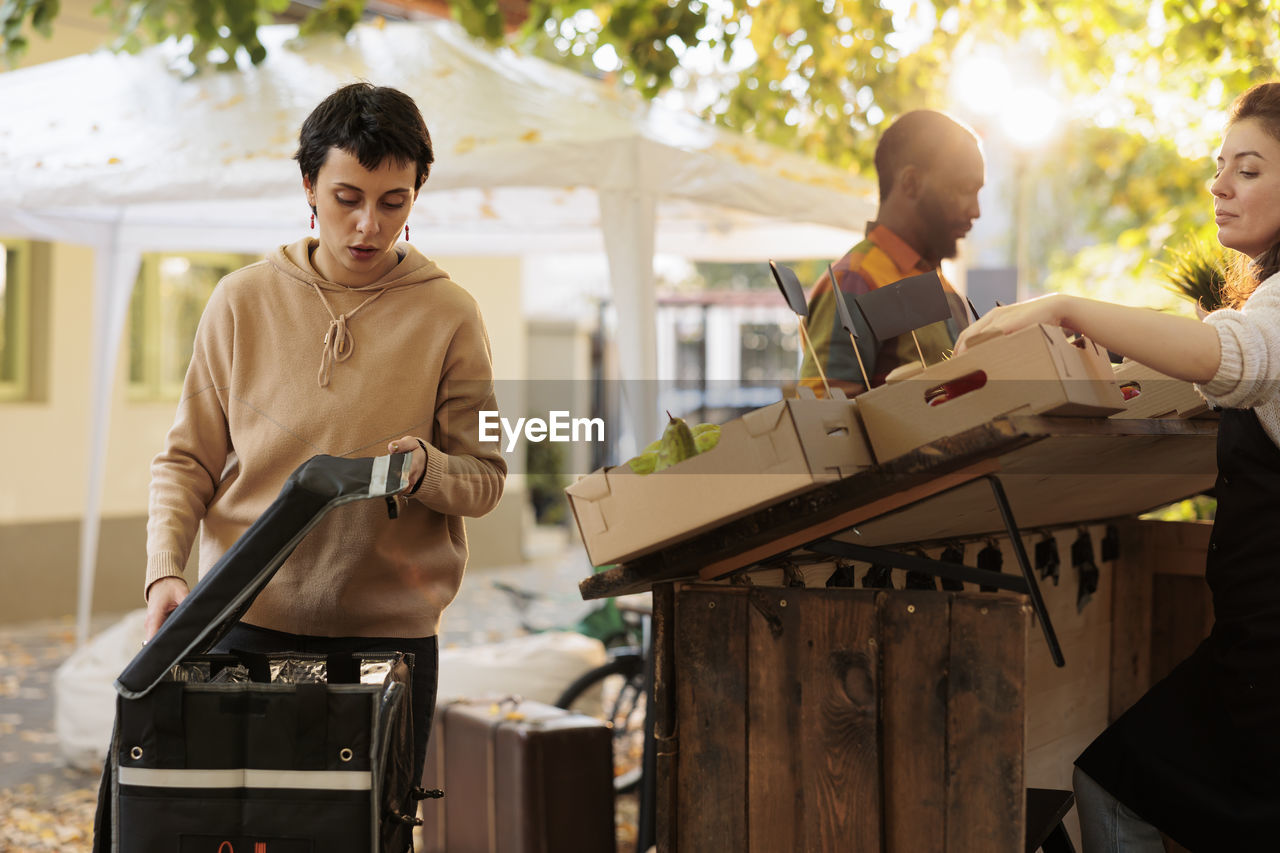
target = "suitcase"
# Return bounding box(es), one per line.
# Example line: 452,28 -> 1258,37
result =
421,698 -> 617,853
94,452 -> 423,853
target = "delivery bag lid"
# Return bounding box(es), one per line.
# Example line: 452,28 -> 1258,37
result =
115,451 -> 411,700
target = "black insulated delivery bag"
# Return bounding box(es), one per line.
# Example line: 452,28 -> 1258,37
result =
94,452 -> 422,853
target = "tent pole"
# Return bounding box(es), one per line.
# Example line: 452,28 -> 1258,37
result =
76,223 -> 141,647
599,189 -> 659,453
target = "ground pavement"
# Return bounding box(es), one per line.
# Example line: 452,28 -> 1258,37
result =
0,536 -> 630,852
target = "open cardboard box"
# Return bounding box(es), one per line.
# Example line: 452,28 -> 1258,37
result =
857,324 -> 1126,462
565,389 -> 873,567
1110,359 -> 1211,419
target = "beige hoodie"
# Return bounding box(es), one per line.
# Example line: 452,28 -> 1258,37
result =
145,238 -> 507,637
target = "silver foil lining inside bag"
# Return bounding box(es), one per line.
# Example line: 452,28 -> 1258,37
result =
163,661 -> 251,684
164,661 -> 214,683
209,665 -> 251,684
163,653 -> 399,685
270,657 -> 327,684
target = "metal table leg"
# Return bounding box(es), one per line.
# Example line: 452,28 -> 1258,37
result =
805,473 -> 1064,667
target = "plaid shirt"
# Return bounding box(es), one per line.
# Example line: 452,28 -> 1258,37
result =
799,224 -> 970,397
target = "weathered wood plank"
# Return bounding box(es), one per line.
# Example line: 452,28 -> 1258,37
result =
697,462 -> 998,581
1150,574 -> 1213,684
581,420 -> 1216,600
675,586 -> 748,853
1025,629 -> 1111,752
1109,521 -> 1154,721
1110,520 -> 1212,721
745,587 -> 804,853
879,590 -> 949,853
578,420 -> 1045,599
796,589 -> 882,852
947,595 -> 1027,853
652,582 -> 678,853
1003,414 -> 1219,437
849,471 -> 1212,553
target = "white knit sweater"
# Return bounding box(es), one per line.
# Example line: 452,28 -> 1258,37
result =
1198,271 -> 1280,446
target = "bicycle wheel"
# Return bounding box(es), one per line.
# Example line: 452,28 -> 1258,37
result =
556,654 -> 646,795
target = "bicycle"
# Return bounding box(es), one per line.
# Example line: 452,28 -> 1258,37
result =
492,581 -> 651,795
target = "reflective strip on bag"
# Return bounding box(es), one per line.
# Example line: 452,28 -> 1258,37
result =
369,454 -> 391,496
117,767 -> 373,790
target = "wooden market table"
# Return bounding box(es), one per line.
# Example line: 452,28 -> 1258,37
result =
578,415 -> 1219,852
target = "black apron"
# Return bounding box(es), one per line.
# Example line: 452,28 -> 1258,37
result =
1076,408 -> 1280,851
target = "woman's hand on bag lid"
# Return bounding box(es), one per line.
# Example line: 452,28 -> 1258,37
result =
389,436 -> 427,495
143,576 -> 189,642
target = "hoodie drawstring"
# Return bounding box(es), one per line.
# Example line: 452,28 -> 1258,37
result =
310,282 -> 389,387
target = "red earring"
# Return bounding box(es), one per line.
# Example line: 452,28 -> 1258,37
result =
404,223 -> 410,241
309,212 -> 315,230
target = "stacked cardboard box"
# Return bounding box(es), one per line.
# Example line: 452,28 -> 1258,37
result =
1110,359 -> 1210,419
857,324 -> 1126,461
566,391 -> 872,567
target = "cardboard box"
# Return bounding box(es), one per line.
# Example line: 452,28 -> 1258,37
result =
857,324 -> 1126,461
1110,359 -> 1210,419
565,392 -> 872,567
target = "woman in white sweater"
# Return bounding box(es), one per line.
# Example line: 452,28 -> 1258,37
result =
956,81 -> 1280,851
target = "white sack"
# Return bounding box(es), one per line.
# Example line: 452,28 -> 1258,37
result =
54,608 -> 147,769
435,630 -> 606,707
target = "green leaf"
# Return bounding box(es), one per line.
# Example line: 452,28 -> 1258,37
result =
1157,236 -> 1229,311
31,0 -> 60,36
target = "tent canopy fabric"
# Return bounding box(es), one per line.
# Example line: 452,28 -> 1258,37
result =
0,19 -> 874,645
0,21 -> 872,253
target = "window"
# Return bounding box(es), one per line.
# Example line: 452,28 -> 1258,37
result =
673,309 -> 706,383
739,320 -> 799,382
0,239 -> 45,403
128,252 -> 254,401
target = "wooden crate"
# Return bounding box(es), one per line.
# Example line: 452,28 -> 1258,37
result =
1109,519 -> 1214,721
653,584 -> 1029,853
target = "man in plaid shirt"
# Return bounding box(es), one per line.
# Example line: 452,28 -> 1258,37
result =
800,110 -> 984,397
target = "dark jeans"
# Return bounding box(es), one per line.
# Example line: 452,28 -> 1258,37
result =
1073,766 -> 1166,853
211,622 -> 438,785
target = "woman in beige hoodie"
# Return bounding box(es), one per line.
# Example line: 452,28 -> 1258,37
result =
141,83 -> 508,784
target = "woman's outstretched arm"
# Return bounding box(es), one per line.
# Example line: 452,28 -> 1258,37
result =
955,293 -> 1220,384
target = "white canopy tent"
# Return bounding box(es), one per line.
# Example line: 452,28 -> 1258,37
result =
0,19 -> 874,644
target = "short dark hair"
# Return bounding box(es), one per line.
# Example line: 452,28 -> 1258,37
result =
874,110 -> 980,200
295,82 -> 434,194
